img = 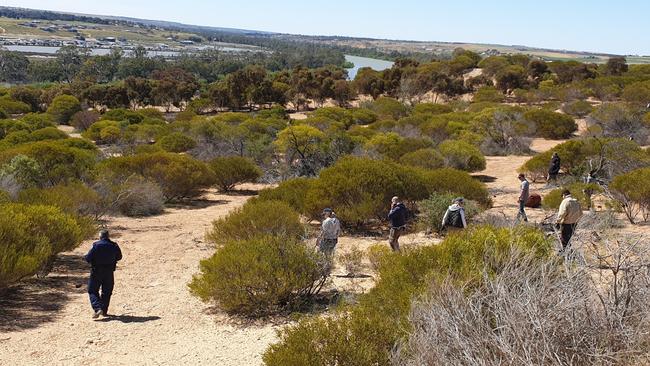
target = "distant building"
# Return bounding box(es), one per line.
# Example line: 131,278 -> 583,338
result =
103,37 -> 117,43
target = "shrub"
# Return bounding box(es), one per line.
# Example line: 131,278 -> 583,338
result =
100,108 -> 144,124
157,132 -> 196,153
423,168 -> 491,206
208,156 -> 262,191
351,108 -> 378,125
437,140 -> 486,172
29,127 -> 68,142
0,141 -> 96,186
0,108 -> 6,119
400,148 -> 445,169
46,95 -> 81,124
0,203 -> 86,289
97,152 -> 215,201
264,226 -> 552,365
0,154 -> 45,189
0,96 -> 32,114
256,177 -> 315,213
418,192 -> 481,233
473,86 -> 505,103
562,100 -> 593,117
188,235 -> 327,316
206,200 -> 304,245
395,246 -> 650,365
412,103 -> 453,115
18,181 -> 103,220
610,167 -> 650,224
367,244 -> 392,273
70,110 -> 100,131
542,182 -> 602,210
339,247 -> 365,276
524,109 -> 578,139
367,97 -> 409,119
115,178 -> 165,217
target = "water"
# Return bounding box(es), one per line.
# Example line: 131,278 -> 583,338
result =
345,54 -> 394,79
3,44 -> 254,57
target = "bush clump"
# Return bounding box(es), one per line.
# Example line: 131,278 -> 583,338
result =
610,167 -> 650,224
542,182 -> 602,210
524,109 -> 578,139
206,200 -> 304,245
97,152 -> 215,201
437,140 -> 486,172
399,148 -> 445,170
0,203 -> 86,288
209,156 -> 262,192
256,177 -> 315,213
157,132 -> 196,153
264,226 -> 552,365
114,178 -> 165,217
46,95 -> 82,124
188,235 -> 327,316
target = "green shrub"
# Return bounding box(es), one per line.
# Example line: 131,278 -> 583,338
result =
473,86 -> 505,103
29,127 -> 68,142
0,203 -> 86,289
0,141 -> 96,186
208,156 -> 262,191
438,140 -> 486,172
0,190 -> 9,203
264,226 -> 552,365
418,192 -> 481,233
562,100 -> 593,117
350,108 -> 378,125
400,148 -> 445,169
0,96 -> 32,114
0,108 -> 7,119
189,235 -> 327,316
367,97 -> 409,119
0,154 -> 44,189
524,109 -> 577,139
610,167 -> 650,223
256,178 -> 315,213
413,103 -> 453,115
206,200 -> 304,245
46,95 -> 81,124
97,152 -> 215,201
20,113 -> 56,130
157,132 -> 196,153
303,157 -> 489,225
542,182 -> 602,210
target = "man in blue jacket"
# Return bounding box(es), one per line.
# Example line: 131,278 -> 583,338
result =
85,229 -> 122,319
388,196 -> 408,252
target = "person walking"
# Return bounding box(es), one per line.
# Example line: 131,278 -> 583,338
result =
318,208 -> 341,256
517,173 -> 530,222
85,229 -> 122,319
441,197 -> 467,233
548,152 -> 561,184
388,196 -> 408,252
556,190 -> 583,252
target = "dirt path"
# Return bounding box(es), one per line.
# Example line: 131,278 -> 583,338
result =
0,187 -> 279,366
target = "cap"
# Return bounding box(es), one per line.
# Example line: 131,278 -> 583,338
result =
322,208 -> 333,213
454,197 -> 464,203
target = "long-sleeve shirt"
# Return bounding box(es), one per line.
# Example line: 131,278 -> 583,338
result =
557,196 -> 583,224
85,239 -> 122,271
388,203 -> 408,228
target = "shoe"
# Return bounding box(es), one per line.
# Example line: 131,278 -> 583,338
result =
92,309 -> 104,319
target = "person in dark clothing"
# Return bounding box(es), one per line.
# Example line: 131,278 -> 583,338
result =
85,229 -> 122,319
548,152 -> 561,184
388,196 -> 408,252
442,197 -> 467,233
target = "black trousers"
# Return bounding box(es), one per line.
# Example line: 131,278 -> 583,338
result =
88,269 -> 115,313
560,223 -> 577,250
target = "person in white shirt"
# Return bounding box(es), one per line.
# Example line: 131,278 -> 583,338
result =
442,197 -> 467,233
517,173 -> 530,222
319,208 -> 341,256
556,190 -> 583,251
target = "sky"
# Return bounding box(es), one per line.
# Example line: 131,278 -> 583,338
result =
3,0 -> 649,55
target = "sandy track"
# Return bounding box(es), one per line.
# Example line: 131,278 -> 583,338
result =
0,187 -> 278,366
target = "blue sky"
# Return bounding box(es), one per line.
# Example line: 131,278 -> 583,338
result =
3,0 -> 649,55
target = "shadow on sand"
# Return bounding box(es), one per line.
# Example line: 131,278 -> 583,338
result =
0,254 -> 88,332
96,314 -> 161,323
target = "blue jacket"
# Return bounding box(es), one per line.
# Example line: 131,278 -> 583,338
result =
85,239 -> 122,271
388,203 -> 408,228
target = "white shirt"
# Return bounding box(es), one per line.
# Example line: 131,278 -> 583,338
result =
322,217 -> 341,240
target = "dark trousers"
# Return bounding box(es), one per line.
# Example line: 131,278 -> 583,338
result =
517,200 -> 528,222
560,223 -> 577,250
88,269 -> 115,313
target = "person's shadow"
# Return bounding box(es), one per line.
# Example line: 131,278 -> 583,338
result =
97,314 -> 161,323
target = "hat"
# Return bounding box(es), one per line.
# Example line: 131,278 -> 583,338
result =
322,208 -> 333,213
453,197 -> 464,203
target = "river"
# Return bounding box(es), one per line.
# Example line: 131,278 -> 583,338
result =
345,54 -> 394,80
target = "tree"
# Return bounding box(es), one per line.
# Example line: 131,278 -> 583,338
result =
151,68 -> 199,111
55,45 -> 89,83
0,50 -> 29,83
354,67 -> 385,99
605,57 -> 628,76
10,86 -> 42,112
124,77 -> 153,109
275,124 -> 328,176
